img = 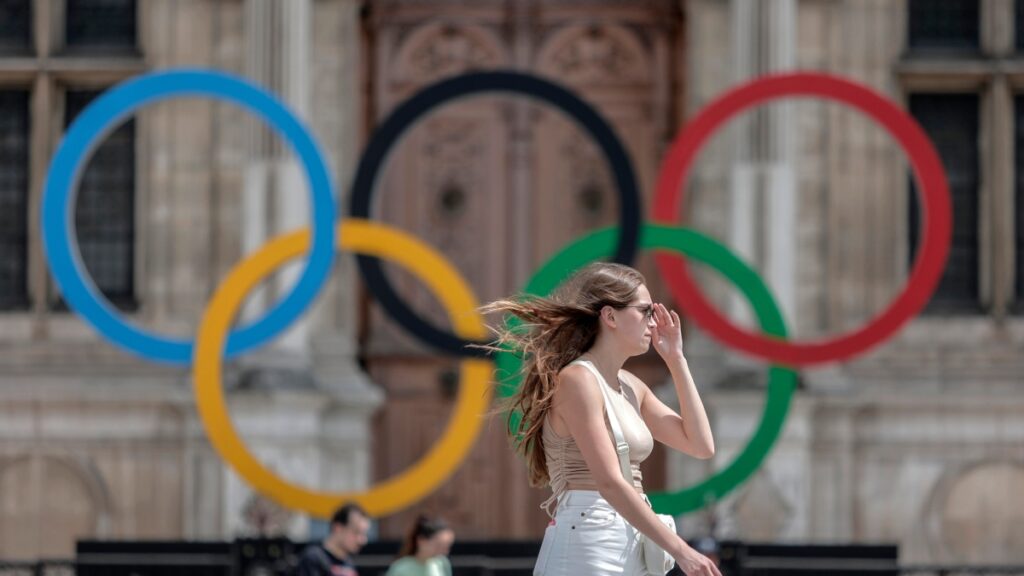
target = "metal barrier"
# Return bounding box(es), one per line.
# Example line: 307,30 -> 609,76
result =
2,560 -> 1024,576
5,544 -> 1024,576
0,562 -> 74,576
714,567 -> 1024,576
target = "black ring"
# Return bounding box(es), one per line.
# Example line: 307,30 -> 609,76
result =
350,71 -> 642,357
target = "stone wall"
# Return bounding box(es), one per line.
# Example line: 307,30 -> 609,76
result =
0,0 -> 378,559
677,0 -> 1024,564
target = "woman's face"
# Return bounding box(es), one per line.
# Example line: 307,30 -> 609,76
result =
608,284 -> 656,356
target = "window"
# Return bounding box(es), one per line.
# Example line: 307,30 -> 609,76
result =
63,90 -> 136,309
65,0 -> 137,52
901,1 -> 1024,316
0,0 -> 31,53
0,1 -> 141,319
1016,0 -> 1024,52
0,91 -> 30,311
909,94 -> 980,311
908,0 -> 979,52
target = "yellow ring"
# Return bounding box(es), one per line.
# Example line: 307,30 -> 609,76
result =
194,219 -> 492,518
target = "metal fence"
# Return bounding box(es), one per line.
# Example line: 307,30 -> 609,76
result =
716,567 -> 1024,576
0,562 -> 74,576
4,552 -> 1024,576
2,561 -> 1024,576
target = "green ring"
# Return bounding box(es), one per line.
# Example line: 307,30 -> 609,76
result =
494,224 -> 797,516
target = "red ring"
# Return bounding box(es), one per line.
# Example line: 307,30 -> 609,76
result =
653,72 -> 951,367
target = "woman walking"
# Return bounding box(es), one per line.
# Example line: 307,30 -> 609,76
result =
384,514 -> 454,576
485,263 -> 721,576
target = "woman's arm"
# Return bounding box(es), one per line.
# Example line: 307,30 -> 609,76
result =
637,303 -> 715,459
627,361 -> 714,459
555,365 -> 720,576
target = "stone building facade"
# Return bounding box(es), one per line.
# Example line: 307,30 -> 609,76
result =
0,0 -> 378,560
678,0 -> 1024,565
1,0 -> 1022,567
362,0 -> 1024,565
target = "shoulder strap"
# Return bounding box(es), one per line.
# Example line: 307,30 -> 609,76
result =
571,360 -> 632,484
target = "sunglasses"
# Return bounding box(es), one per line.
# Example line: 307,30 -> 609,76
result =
624,303 -> 655,321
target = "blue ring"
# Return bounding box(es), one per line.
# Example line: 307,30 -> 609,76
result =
42,69 -> 337,364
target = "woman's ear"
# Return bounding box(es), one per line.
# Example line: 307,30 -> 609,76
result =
599,305 -> 617,328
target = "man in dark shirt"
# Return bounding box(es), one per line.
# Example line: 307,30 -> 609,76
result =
295,503 -> 371,576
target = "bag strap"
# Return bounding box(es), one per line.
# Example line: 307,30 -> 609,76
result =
572,360 -> 632,484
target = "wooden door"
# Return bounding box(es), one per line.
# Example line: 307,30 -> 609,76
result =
361,0 -> 684,539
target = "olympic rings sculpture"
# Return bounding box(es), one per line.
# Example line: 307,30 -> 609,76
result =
41,69 -> 950,518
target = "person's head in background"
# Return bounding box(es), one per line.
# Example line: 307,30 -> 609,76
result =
325,502 -> 371,558
399,514 -> 455,561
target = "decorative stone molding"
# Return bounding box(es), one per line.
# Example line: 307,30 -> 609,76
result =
536,24 -> 651,85
392,23 -> 508,85
531,127 -> 613,224
0,453 -> 113,558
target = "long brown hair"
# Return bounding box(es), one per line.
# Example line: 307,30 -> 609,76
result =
480,262 -> 645,488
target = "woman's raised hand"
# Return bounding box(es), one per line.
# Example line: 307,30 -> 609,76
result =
651,302 -> 685,362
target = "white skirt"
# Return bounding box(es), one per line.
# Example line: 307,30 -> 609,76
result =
534,490 -> 651,576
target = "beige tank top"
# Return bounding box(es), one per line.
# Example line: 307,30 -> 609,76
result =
540,359 -> 654,517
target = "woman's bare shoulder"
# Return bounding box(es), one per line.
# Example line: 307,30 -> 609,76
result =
554,363 -> 602,403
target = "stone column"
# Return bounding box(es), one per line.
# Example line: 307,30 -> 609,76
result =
670,0 -> 802,540
306,0 -> 384,505
983,0 -> 1015,318
242,0 -> 313,356
728,0 -> 797,332
240,0 -> 274,325
218,0 -> 382,541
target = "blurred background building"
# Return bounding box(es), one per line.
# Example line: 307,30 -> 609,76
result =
0,0 -> 1021,568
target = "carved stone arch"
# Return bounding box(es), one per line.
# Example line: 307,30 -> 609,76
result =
391,22 -> 509,86
67,452 -> 116,536
920,460 -> 1024,564
536,23 -> 652,86
0,453 -> 112,558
